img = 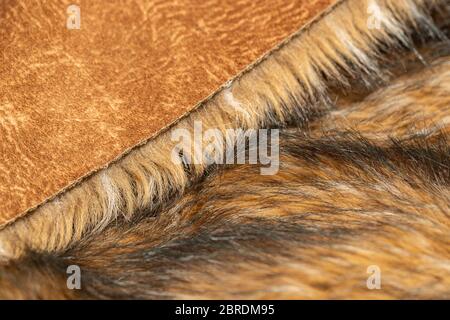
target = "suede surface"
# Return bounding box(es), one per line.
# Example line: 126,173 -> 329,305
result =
0,0 -> 335,226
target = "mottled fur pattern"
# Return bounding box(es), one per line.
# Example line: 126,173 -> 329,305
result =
1,48 -> 449,299
1,0 -> 449,259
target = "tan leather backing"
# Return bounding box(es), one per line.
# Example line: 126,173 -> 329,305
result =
0,0 -> 335,226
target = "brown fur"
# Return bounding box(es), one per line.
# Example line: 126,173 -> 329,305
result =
1,46 -> 449,299
1,0 -> 449,260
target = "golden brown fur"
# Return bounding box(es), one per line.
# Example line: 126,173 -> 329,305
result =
1,46 -> 449,299
1,0 -> 449,260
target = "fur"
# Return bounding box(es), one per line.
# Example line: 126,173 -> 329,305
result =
0,49 -> 449,299
0,0 -> 449,259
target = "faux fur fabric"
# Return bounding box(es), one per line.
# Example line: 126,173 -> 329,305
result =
1,50 -> 449,299
0,0 -> 334,225
0,0 -> 448,260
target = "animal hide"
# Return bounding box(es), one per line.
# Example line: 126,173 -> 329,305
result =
0,0 -> 449,299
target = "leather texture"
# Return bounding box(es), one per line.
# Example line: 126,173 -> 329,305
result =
0,0 -> 334,225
